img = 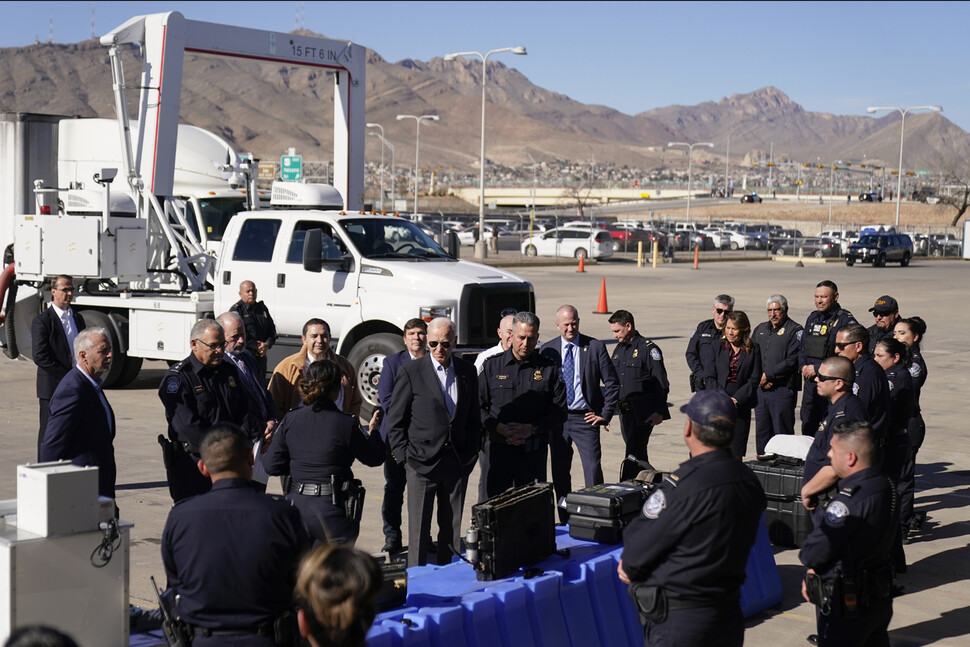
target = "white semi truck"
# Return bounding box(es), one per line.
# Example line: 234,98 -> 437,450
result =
0,11 -> 533,417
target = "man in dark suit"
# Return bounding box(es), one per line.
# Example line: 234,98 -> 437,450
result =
31,275 -> 85,459
541,304 -> 619,522
377,318 -> 428,554
40,328 -> 116,500
386,317 -> 481,567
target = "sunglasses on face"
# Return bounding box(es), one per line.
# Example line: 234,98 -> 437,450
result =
428,341 -> 452,349
834,342 -> 854,350
814,373 -> 839,382
715,308 -> 731,315
872,312 -> 892,318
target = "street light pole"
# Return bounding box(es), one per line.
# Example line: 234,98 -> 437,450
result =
368,130 -> 395,211
445,46 -> 527,259
668,141 -> 714,223
366,123 -> 385,210
396,114 -> 439,218
866,105 -> 943,228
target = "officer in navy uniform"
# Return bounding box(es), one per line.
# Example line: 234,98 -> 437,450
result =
801,357 -> 869,520
479,311 -> 567,499
866,295 -> 900,355
892,316 -> 928,540
752,294 -> 803,455
158,319 -> 253,503
619,390 -> 766,647
800,420 -> 896,647
230,280 -> 277,385
162,424 -> 310,646
833,325 -> 890,443
684,294 -> 734,392
608,310 -> 670,479
799,280 -> 856,436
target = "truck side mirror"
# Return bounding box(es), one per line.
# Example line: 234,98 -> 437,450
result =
303,228 -> 323,273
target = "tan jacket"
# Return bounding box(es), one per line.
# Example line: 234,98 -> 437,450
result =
268,345 -> 362,418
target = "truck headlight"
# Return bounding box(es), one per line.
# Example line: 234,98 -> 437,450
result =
420,306 -> 452,322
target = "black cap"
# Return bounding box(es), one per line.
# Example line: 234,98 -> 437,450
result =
868,295 -> 898,314
679,390 -> 737,427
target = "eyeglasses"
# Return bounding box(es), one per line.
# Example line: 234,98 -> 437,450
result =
194,338 -> 224,351
715,308 -> 732,315
55,287 -> 75,293
500,308 -> 518,317
428,340 -> 452,349
814,373 -> 840,382
834,342 -> 854,350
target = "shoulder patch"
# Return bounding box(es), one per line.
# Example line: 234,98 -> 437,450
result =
795,330 -> 803,342
650,348 -> 662,361
908,364 -> 921,378
888,380 -> 894,392
824,500 -> 850,527
852,382 -> 860,396
165,376 -> 181,393
642,490 -> 666,519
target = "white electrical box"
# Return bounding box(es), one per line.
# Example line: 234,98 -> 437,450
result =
16,463 -> 99,537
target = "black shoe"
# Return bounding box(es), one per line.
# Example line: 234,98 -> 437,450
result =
381,540 -> 403,554
891,585 -> 906,598
807,634 -> 818,645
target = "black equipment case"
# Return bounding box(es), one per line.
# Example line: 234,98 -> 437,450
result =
746,456 -> 812,547
565,483 -> 650,544
470,482 -> 556,581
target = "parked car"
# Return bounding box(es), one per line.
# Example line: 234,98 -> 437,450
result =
773,229 -> 804,242
928,233 -> 962,257
845,232 -> 914,267
818,229 -> 860,255
859,191 -> 883,202
772,237 -> 841,258
607,225 -> 649,252
521,227 -> 614,260
740,193 -> 763,204
699,228 -> 732,250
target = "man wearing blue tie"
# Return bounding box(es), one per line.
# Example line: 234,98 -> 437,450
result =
41,328 -> 116,501
542,305 -> 620,522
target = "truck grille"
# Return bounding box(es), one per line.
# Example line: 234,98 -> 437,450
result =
460,283 -> 535,347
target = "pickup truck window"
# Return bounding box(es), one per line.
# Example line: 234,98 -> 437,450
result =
287,222 -> 348,264
232,218 -> 281,262
340,218 -> 448,259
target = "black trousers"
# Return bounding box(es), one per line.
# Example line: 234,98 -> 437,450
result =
754,386 -> 797,455
618,409 -> 654,468
37,398 -> 51,461
816,597 -> 892,647
382,446 -> 407,544
899,412 -> 925,528
166,450 -> 211,503
642,601 -> 744,647
483,440 -> 547,500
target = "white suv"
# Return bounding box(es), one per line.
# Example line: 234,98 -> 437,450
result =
521,227 -> 614,260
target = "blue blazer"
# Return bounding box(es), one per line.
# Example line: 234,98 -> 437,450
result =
385,354 -> 481,476
41,367 -> 116,498
31,306 -> 85,400
540,334 -> 620,422
378,349 -> 414,440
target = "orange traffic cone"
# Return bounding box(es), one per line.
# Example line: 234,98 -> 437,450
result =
593,277 -> 611,315
693,245 -> 700,270
577,252 -> 586,273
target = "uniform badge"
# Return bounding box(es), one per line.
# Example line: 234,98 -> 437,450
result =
650,348 -> 661,361
642,490 -> 666,519
612,353 -> 618,360
533,370 -> 543,381
496,374 -> 509,380
165,376 -> 180,393
909,364 -> 921,378
852,383 -> 860,396
888,380 -> 894,392
824,500 -> 850,527
777,327 -> 785,335
819,325 -> 828,336
632,348 -> 639,358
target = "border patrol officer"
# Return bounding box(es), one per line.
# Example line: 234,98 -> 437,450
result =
158,319 -> 252,502
619,390 -> 766,647
866,295 -> 900,355
685,294 -> 734,392
892,317 -> 928,540
230,280 -> 277,385
753,294 -> 803,455
800,420 -> 896,647
479,311 -> 566,499
799,281 -> 856,436
609,310 -> 670,479
833,325 -> 890,444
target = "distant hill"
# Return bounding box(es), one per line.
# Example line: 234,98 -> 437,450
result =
1,35 -> 968,174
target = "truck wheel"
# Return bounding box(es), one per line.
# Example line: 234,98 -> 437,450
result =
900,252 -> 911,267
875,254 -> 886,267
845,258 -> 854,267
347,333 -> 406,420
79,310 -> 127,387
117,356 -> 144,385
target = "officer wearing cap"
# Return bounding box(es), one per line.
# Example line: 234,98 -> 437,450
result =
799,281 -> 857,436
158,319 -> 254,503
800,420 -> 896,647
866,295 -> 900,354
609,310 -> 670,479
619,390 -> 766,647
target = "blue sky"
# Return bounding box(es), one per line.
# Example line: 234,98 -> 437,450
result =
4,1 -> 970,130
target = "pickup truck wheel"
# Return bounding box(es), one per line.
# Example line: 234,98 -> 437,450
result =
875,253 -> 886,267
845,258 -> 855,267
347,333 -> 406,420
79,310 -> 126,387
900,252 -> 911,267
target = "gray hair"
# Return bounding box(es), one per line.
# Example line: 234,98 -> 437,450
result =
216,311 -> 244,330
427,316 -> 456,338
766,294 -> 788,311
191,318 -> 223,341
74,327 -> 110,362
714,294 -> 735,308
513,311 -> 540,330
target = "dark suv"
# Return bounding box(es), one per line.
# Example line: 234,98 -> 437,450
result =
845,232 -> 914,267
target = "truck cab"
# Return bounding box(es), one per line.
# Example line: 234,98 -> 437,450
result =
215,210 -> 534,415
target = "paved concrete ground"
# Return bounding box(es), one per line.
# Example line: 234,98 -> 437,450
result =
0,257 -> 967,646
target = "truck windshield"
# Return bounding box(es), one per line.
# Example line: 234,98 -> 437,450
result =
186,197 -> 248,242
340,218 -> 450,259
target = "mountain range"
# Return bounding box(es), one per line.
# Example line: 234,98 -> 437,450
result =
2,33 -> 968,176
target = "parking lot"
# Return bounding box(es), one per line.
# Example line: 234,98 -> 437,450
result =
0,257 -> 967,646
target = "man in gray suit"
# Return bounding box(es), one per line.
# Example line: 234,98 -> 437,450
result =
386,317 -> 482,567
541,304 -> 620,521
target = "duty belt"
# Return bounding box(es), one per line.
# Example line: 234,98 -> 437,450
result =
189,622 -> 275,638
293,481 -> 335,496
666,592 -> 739,610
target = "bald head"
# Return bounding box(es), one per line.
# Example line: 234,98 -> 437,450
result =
498,314 -> 515,350
555,304 -> 580,343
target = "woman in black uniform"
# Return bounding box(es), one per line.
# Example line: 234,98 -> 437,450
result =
702,310 -> 762,458
263,359 -> 384,545
893,316 -> 928,539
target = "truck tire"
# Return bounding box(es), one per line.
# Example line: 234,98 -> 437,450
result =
346,333 -> 406,420
845,258 -> 854,267
874,253 -> 886,268
900,252 -> 911,267
79,310 -> 126,387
